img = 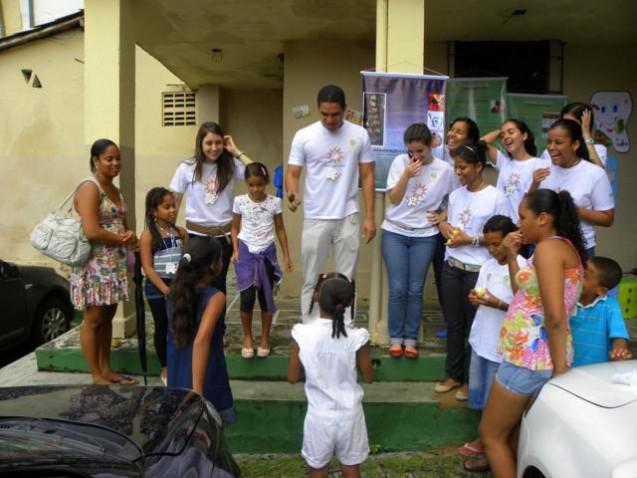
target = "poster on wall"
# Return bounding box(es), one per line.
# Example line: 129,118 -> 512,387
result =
606,156 -> 619,202
590,91 -> 633,153
445,77 -> 507,136
506,93 -> 567,151
361,71 -> 448,190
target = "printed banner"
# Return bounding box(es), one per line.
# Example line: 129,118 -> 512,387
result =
445,78 -> 507,137
506,93 -> 567,152
361,71 -> 448,190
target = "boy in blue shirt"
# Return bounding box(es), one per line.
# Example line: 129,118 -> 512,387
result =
571,256 -> 632,367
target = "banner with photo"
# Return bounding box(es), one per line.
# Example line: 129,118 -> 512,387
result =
506,93 -> 567,152
361,71 -> 448,190
445,77 -> 507,137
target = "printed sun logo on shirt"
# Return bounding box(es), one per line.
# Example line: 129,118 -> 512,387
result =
325,146 -> 345,181
205,175 -> 219,204
458,207 -> 472,228
504,173 -> 521,197
406,182 -> 428,207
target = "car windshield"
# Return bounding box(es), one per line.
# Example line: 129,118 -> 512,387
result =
0,417 -> 142,462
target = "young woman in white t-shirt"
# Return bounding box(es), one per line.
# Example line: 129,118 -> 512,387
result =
540,102 -> 608,168
288,274 -> 374,478
532,119 -> 615,258
169,122 -> 252,295
381,123 -> 455,359
482,119 -> 550,223
434,141 -> 511,402
230,163 -> 293,359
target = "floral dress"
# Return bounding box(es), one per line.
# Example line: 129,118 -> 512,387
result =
71,179 -> 129,310
497,238 -> 583,371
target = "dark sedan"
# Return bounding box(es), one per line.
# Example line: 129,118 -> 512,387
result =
0,385 -> 241,477
0,260 -> 72,350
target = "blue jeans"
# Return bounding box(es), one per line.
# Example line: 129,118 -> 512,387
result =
468,351 -> 500,410
381,230 -> 439,346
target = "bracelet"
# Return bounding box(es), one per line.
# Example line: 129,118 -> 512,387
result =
584,138 -> 595,145
235,151 -> 244,159
471,235 -> 480,247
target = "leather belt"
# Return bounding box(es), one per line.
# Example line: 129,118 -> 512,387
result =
385,218 -> 433,232
447,256 -> 482,273
186,221 -> 231,242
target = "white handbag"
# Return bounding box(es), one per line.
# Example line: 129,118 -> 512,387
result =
30,178 -> 101,267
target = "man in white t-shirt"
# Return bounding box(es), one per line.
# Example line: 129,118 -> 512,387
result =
285,85 -> 376,322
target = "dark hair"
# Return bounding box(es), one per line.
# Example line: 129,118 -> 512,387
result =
449,117 -> 480,144
244,162 -> 270,183
317,84 -> 346,109
309,272 -> 355,339
403,123 -> 433,147
483,215 -> 518,236
171,236 -> 222,346
145,187 -> 174,251
501,119 -> 538,157
523,189 -> 587,261
450,140 -> 488,167
191,122 -> 235,193
561,102 -> 595,129
548,119 -> 590,161
89,139 -> 117,171
589,256 -> 623,290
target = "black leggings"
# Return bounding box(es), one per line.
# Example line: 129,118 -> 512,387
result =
147,296 -> 168,367
239,257 -> 276,314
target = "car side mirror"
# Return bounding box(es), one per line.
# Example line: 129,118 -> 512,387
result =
0,261 -> 20,280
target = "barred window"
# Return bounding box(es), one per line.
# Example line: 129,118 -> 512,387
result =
162,92 -> 196,126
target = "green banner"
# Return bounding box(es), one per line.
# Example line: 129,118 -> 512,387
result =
445,78 -> 507,136
506,93 -> 567,151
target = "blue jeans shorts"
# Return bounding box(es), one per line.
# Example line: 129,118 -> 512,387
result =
495,361 -> 552,399
468,351 -> 500,410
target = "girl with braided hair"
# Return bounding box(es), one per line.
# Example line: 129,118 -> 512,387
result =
288,273 -> 374,478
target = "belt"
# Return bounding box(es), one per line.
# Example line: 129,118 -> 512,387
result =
186,221 -> 231,242
385,218 -> 433,232
447,257 -> 482,273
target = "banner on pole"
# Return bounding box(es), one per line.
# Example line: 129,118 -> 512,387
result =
506,93 -> 567,151
445,77 -> 507,137
361,71 -> 448,190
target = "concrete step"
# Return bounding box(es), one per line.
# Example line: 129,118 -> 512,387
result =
226,380 -> 479,454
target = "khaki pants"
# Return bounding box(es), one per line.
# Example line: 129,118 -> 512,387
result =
301,213 -> 360,323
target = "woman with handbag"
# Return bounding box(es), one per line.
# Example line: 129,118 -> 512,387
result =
71,139 -> 139,385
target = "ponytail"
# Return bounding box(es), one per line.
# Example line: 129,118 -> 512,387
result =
171,238 -> 222,346
524,189 -> 587,262
310,273 -> 355,339
332,303 -> 348,339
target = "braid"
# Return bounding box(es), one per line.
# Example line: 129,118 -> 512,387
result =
316,274 -> 355,340
332,303 -> 348,339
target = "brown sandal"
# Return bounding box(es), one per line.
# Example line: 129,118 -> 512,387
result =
463,455 -> 490,473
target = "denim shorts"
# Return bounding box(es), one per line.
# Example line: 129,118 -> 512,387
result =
495,361 -> 552,399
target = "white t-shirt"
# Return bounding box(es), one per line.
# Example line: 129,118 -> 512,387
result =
445,185 -> 512,266
492,150 -> 551,222
288,120 -> 373,220
381,155 -> 454,238
441,146 -> 462,190
541,143 -> 608,166
233,194 -> 282,253
538,160 -> 614,249
469,256 -> 526,363
170,158 -> 245,233
291,319 -> 369,417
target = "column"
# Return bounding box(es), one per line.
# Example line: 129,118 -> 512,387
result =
84,0 -> 136,338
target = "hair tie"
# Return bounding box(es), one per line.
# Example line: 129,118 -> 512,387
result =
182,253 -> 192,263
464,144 -> 475,153
261,166 -> 267,176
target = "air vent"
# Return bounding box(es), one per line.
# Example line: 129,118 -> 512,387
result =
162,92 -> 196,127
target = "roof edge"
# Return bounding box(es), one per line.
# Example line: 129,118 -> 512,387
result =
0,11 -> 84,53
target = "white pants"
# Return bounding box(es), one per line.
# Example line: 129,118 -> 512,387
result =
301,213 -> 360,323
302,409 -> 369,469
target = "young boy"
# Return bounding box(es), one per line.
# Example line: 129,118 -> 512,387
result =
570,256 -> 632,367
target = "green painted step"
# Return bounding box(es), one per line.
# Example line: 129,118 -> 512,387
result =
36,327 -> 447,382
226,381 -> 479,454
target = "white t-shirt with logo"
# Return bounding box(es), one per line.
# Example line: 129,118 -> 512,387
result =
170,158 -> 246,233
288,120 -> 373,220
441,146 -> 462,190
541,144 -> 607,166
445,185 -> 512,266
493,150 -> 551,222
233,194 -> 282,253
539,159 -> 614,249
469,256 -> 526,363
381,155 -> 454,238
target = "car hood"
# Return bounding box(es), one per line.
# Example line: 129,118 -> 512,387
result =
0,386 -> 209,460
548,360 -> 637,408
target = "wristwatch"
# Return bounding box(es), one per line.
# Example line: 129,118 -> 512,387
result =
585,138 -> 595,145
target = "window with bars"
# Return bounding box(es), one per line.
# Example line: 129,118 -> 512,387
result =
162,92 -> 196,126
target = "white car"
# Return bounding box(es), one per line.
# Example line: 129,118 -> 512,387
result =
518,360 -> 637,478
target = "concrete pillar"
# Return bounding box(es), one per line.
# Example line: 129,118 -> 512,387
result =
369,0 -> 426,345
84,0 -> 136,338
197,84 -> 221,123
